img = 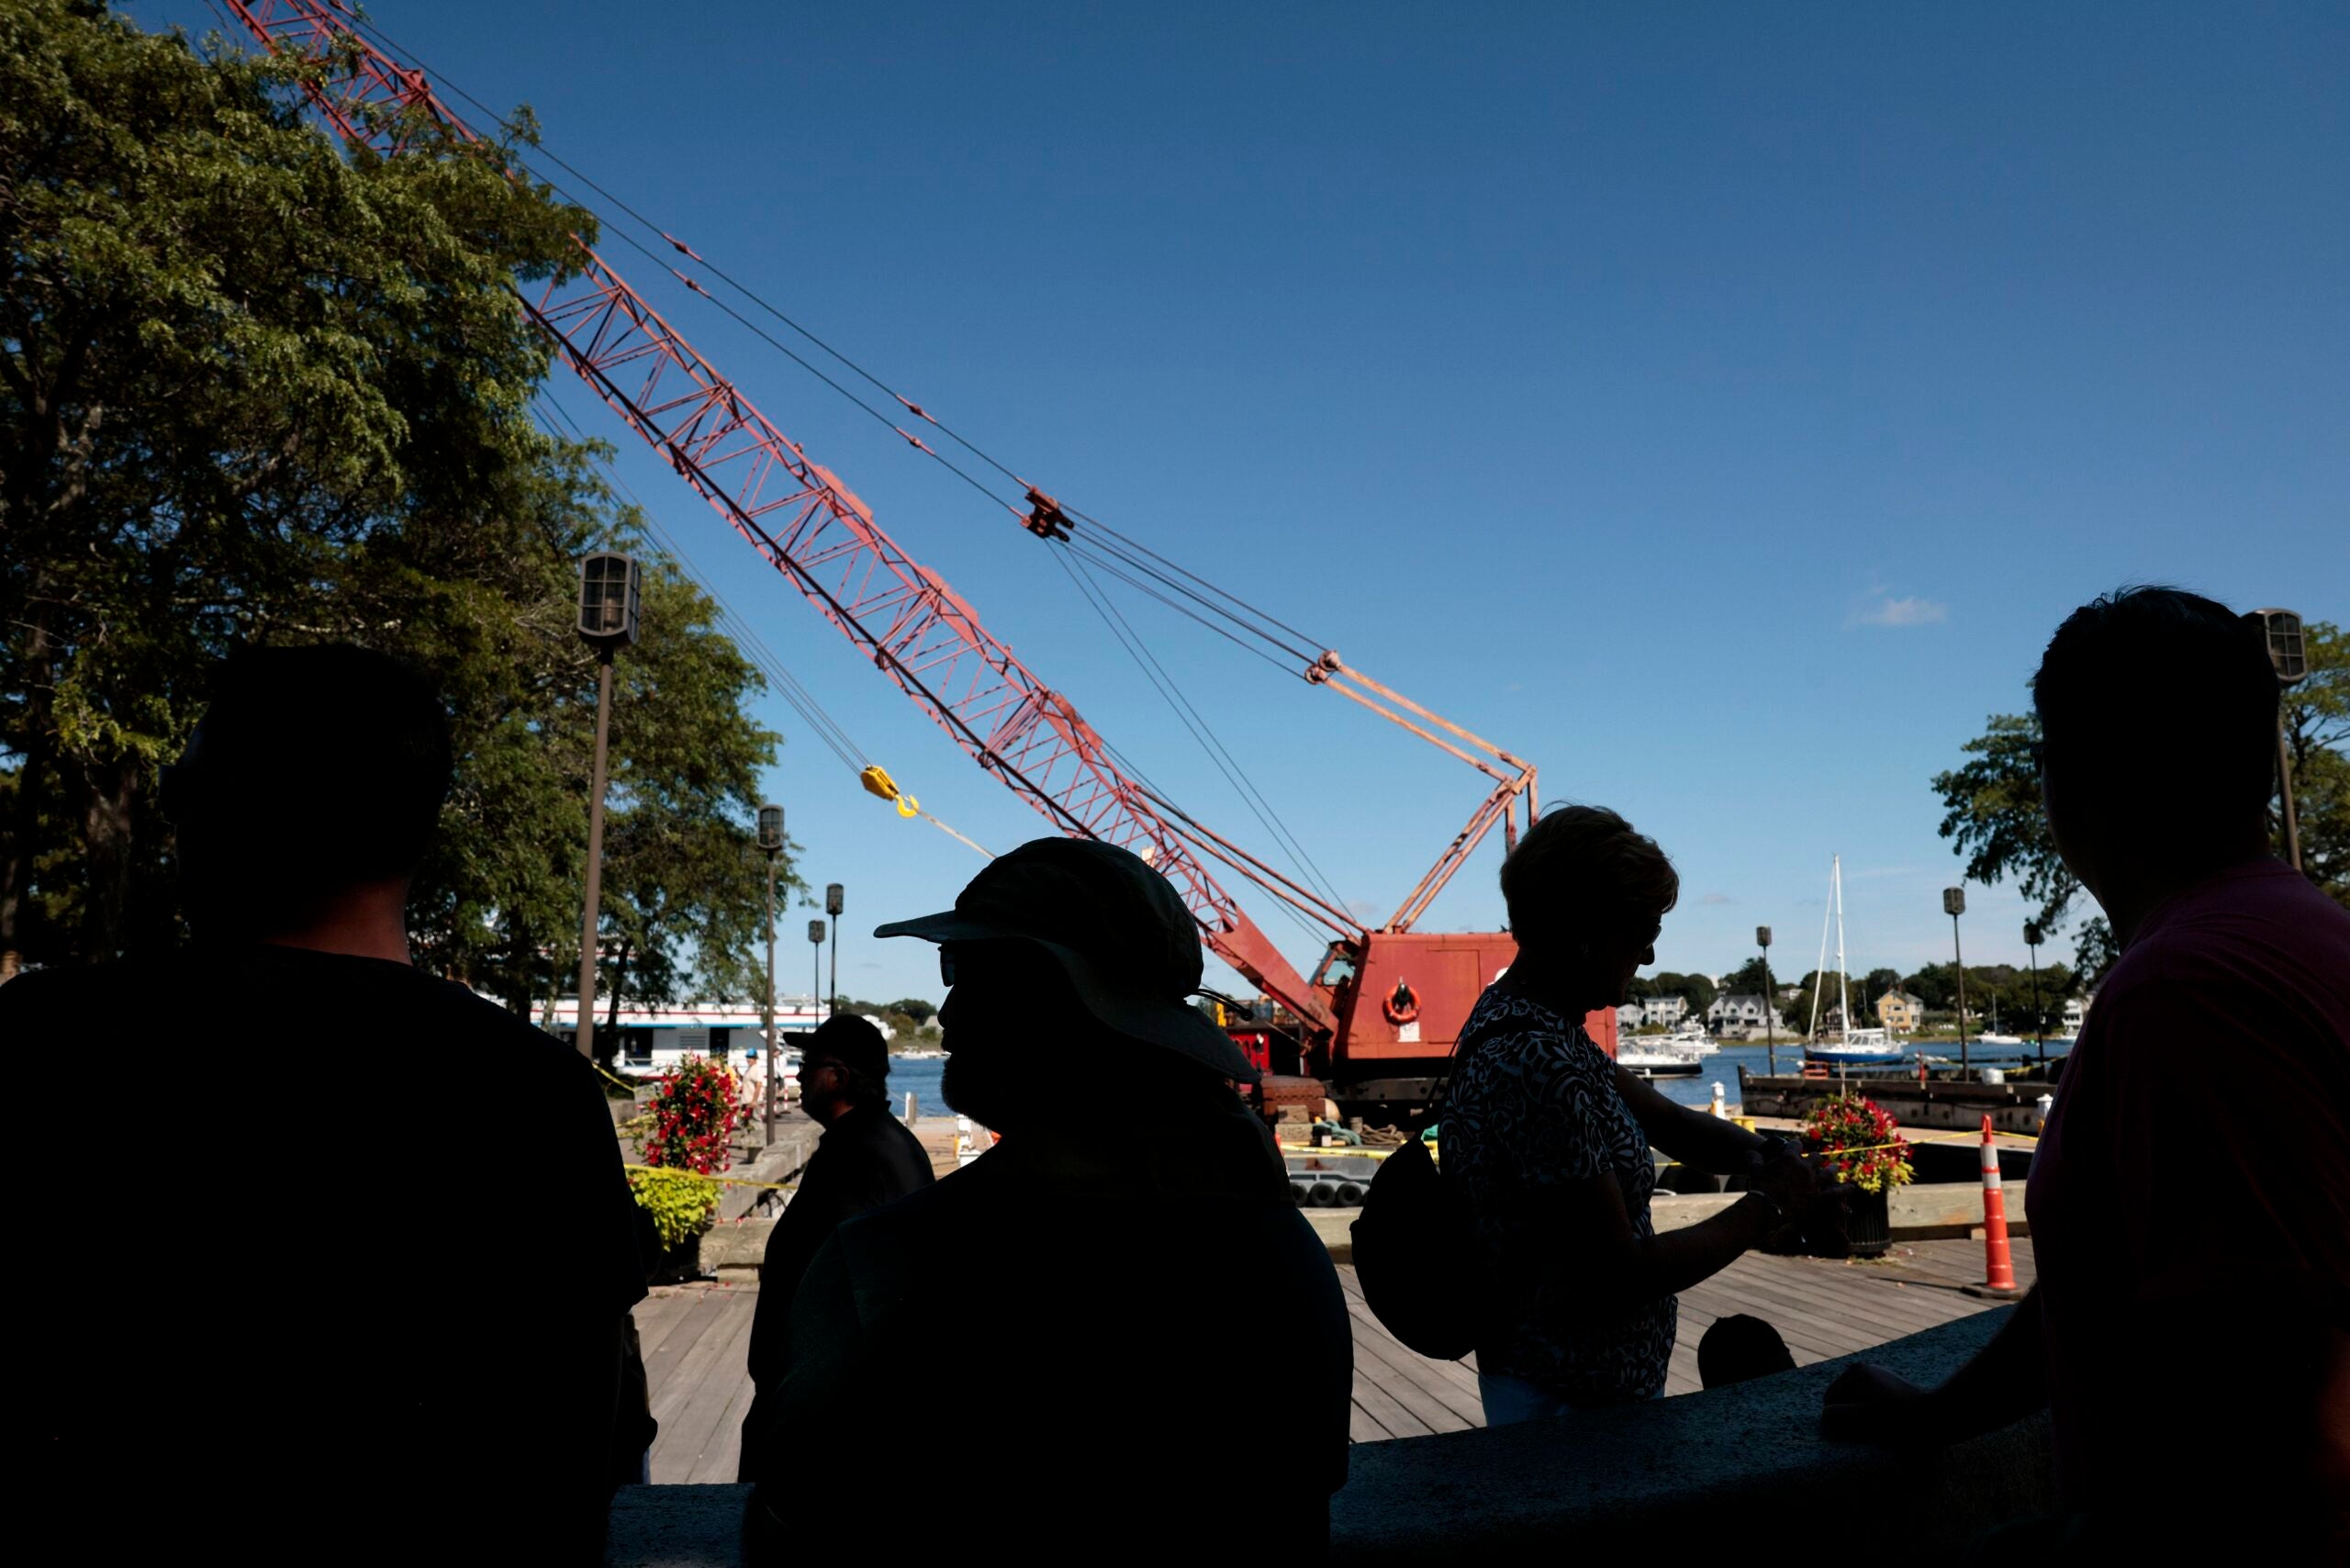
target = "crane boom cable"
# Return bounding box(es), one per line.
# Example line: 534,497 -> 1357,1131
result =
337,6 -> 1332,673
532,392 -> 872,774
1049,555 -> 1333,948
228,1 -> 1376,1028
1050,546 -> 1348,916
540,390 -> 998,861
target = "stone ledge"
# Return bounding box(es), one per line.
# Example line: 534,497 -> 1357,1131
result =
605,1313 -> 2047,1565
1330,1309 -> 2049,1561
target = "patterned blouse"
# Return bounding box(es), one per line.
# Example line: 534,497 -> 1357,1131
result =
1440,984 -> 1674,1404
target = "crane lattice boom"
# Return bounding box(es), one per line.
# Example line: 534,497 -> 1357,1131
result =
222,0 -> 1337,1026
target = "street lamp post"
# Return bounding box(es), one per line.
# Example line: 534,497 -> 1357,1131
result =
1757,924 -> 1775,1077
2256,608 -> 2308,871
1943,886 -> 1969,1073
2023,920 -> 2045,1071
808,919 -> 826,1037
825,882 -> 845,1020
757,803 -> 784,1146
572,552 -> 640,1060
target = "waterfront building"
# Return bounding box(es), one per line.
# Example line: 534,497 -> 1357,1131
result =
537,996 -> 826,1074
1875,990 -> 1926,1033
1639,994 -> 1688,1027
1705,992 -> 1775,1036
1616,1002 -> 1645,1033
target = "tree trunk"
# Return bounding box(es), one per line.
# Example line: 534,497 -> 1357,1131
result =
1,609 -> 56,962
599,938 -> 631,1069
73,754 -> 140,963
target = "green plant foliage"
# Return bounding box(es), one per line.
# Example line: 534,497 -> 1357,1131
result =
626,1165 -> 720,1251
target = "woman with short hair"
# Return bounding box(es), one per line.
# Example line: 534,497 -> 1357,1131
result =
1443,804 -> 1824,1423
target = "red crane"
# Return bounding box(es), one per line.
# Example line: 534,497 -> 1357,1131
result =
223,0 -> 1619,1116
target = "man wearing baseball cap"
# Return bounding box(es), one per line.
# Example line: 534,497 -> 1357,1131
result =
738,1013 -> 932,1477
742,838 -> 1352,1561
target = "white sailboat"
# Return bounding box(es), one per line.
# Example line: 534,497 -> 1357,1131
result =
1803,856 -> 1905,1067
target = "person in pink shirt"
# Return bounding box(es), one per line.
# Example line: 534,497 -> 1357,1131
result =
1824,587 -> 2349,1554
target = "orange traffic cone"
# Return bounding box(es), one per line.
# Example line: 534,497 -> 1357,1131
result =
1962,1114 -> 2025,1300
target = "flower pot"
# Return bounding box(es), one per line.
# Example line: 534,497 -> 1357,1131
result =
649,1230 -> 707,1285
1841,1186 -> 1892,1259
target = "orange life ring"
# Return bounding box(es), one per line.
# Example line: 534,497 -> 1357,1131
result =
1382,980 -> 1421,1026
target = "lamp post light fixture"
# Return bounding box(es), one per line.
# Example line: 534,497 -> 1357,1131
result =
2023,920 -> 2046,1071
1756,924 -> 1775,1077
1943,885 -> 1969,1072
809,918 -> 827,1036
571,552 -> 641,1060
756,803 -> 784,1146
2256,608 -> 2308,871
825,882 -> 845,1022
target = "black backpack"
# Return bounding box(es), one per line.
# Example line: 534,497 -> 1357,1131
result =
1349,1061 -> 1477,1360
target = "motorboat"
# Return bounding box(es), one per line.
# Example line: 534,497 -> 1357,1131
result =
1618,1042 -> 1705,1078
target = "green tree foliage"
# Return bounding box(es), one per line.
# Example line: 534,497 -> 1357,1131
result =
1930,714 -> 2116,976
885,997 -> 938,1026
0,3 -> 789,1004
1649,969 -> 1716,1017
1717,956 -> 1778,1002
1901,962 -> 2076,1034
1933,620 -> 2346,983
2280,621 -> 2349,903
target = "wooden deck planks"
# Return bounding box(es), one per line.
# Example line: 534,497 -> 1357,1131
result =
633,1239 -> 2037,1476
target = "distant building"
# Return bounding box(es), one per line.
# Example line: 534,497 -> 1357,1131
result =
1707,992 -> 1775,1034
1616,1002 -> 1645,1032
2063,995 -> 2090,1035
1640,995 -> 1688,1027
1876,990 -> 1926,1032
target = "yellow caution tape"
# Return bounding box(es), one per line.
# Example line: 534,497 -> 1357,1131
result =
623,1162 -> 799,1193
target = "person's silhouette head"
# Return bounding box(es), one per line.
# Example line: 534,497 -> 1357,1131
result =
1499,804 -> 1679,1013
164,644 -> 452,945
1697,1314 -> 1796,1388
2032,588 -> 2278,902
800,1014 -> 890,1127
877,838 -> 1256,1137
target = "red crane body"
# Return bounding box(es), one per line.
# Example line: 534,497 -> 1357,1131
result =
226,0 -> 1618,1114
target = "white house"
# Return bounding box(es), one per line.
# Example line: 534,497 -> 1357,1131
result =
1707,992 -> 1774,1035
1616,1002 -> 1645,1032
1640,995 -> 1688,1027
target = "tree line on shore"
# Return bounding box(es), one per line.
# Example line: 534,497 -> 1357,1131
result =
2,3 -> 792,1025
1631,957 -> 2084,1036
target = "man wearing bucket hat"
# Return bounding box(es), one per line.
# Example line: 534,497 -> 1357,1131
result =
741,839 -> 1352,1561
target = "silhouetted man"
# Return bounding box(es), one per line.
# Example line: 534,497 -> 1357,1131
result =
1824,588 -> 2349,1552
741,838 -> 1352,1561
4,644 -> 644,1562
737,1012 -> 931,1476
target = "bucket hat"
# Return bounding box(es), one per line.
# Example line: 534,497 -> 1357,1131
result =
875,837 -> 1258,1082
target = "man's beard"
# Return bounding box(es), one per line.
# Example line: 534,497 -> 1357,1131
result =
940,1051 -> 1018,1136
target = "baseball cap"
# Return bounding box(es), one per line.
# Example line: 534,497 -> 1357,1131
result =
875,837 -> 1258,1082
802,1014 -> 890,1083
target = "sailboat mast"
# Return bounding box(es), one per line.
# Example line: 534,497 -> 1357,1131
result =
1808,859 -> 1835,1043
1834,855 -> 1852,1041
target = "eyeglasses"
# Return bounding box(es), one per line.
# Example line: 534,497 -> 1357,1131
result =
938,946 -> 957,987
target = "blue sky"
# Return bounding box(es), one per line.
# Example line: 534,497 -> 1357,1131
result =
147,1 -> 2345,1005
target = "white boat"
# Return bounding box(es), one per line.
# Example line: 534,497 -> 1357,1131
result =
1800,857 -> 1908,1067
1658,1020 -> 1719,1058
1618,1043 -> 1705,1078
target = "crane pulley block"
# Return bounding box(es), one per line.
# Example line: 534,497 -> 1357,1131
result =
1023,487 -> 1072,541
